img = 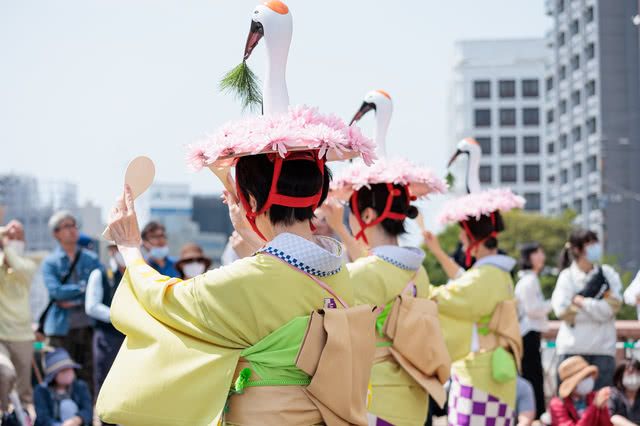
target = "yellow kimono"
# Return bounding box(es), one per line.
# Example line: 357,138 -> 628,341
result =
431,254 -> 518,425
97,233 -> 360,426
348,246 -> 431,426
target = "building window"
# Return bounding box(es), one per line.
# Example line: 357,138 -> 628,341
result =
587,117 -> 597,134
546,76 -> 554,92
588,193 -> 598,211
559,65 -> 567,81
558,32 -> 566,47
546,109 -> 555,124
523,136 -> 540,154
588,155 -> 598,172
474,80 -> 491,99
558,0 -> 564,13
500,108 -> 516,126
571,54 -> 580,71
570,19 -> 580,36
523,108 -> 539,126
585,6 -> 594,23
572,125 -> 582,142
500,136 -> 517,155
560,133 -> 568,150
501,165 -> 517,183
522,79 -> 539,98
571,90 -> 581,106
474,109 -> 491,127
585,43 -> 595,60
586,80 -> 596,97
573,162 -> 583,178
525,193 -> 541,211
573,199 -> 583,214
477,137 -> 492,155
548,142 -> 555,154
499,80 -> 516,98
524,165 -> 541,182
561,169 -> 568,184
559,99 -> 567,115
479,165 -> 492,183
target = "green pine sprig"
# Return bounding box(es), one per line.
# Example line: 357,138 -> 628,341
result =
445,171 -> 455,189
219,61 -> 263,112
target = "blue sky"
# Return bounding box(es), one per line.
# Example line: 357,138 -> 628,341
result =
0,0 -> 548,231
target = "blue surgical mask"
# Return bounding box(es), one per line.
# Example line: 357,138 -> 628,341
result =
585,243 -> 602,263
149,245 -> 170,260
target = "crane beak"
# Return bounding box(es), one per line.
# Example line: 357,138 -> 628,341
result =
244,20 -> 264,61
349,102 -> 376,125
447,149 -> 464,168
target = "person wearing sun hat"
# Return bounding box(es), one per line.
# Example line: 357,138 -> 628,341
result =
95,2 -> 379,425
319,91 -> 450,426
174,243 -> 212,279
430,185 -> 525,426
549,356 -> 613,425
33,348 -> 92,426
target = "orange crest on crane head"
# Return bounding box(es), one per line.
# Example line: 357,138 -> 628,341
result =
264,1 -> 289,14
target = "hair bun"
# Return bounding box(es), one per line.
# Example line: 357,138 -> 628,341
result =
406,205 -> 419,219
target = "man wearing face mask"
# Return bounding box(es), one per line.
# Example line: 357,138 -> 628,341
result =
608,360 -> 640,426
175,243 -> 212,279
0,220 -> 37,421
550,356 -> 613,425
140,221 -> 178,277
85,244 -> 125,416
552,229 -> 623,390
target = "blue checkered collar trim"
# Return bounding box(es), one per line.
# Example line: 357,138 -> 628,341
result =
258,233 -> 343,277
372,245 -> 425,271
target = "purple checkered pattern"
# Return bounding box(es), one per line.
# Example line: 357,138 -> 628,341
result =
448,376 -> 514,426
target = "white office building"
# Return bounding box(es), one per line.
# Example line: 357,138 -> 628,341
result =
449,38 -> 547,212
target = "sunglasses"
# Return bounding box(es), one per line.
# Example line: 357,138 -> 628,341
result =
182,257 -> 207,264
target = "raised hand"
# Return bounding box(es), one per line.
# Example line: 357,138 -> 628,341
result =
107,185 -> 142,249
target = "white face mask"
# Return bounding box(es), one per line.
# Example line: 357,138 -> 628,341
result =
575,376 -> 595,396
623,374 -> 640,391
181,261 -> 206,279
149,245 -> 170,260
6,240 -> 25,256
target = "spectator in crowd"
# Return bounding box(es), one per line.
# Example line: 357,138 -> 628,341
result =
0,220 -> 37,421
552,229 -> 622,389
608,359 -> 640,426
34,348 -> 92,426
85,244 -> 125,419
42,211 -> 100,391
516,376 -> 537,426
140,222 -> 178,277
175,243 -> 211,280
622,269 -> 640,319
549,356 -> 612,426
516,242 -> 551,419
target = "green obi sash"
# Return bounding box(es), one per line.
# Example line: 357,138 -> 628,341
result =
374,302 -> 393,348
232,315 -> 312,394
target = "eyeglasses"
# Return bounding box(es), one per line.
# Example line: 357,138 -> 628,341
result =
55,223 -> 77,232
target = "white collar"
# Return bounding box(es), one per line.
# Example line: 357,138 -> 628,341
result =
474,254 -> 516,272
258,233 -> 343,277
371,245 -> 425,271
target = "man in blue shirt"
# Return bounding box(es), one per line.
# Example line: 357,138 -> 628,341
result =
41,211 -> 101,391
140,221 -> 178,277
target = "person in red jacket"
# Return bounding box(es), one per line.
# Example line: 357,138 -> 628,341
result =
549,356 -> 613,425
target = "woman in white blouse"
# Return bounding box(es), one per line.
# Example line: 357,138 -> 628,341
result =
515,242 -> 550,419
551,229 -> 623,390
